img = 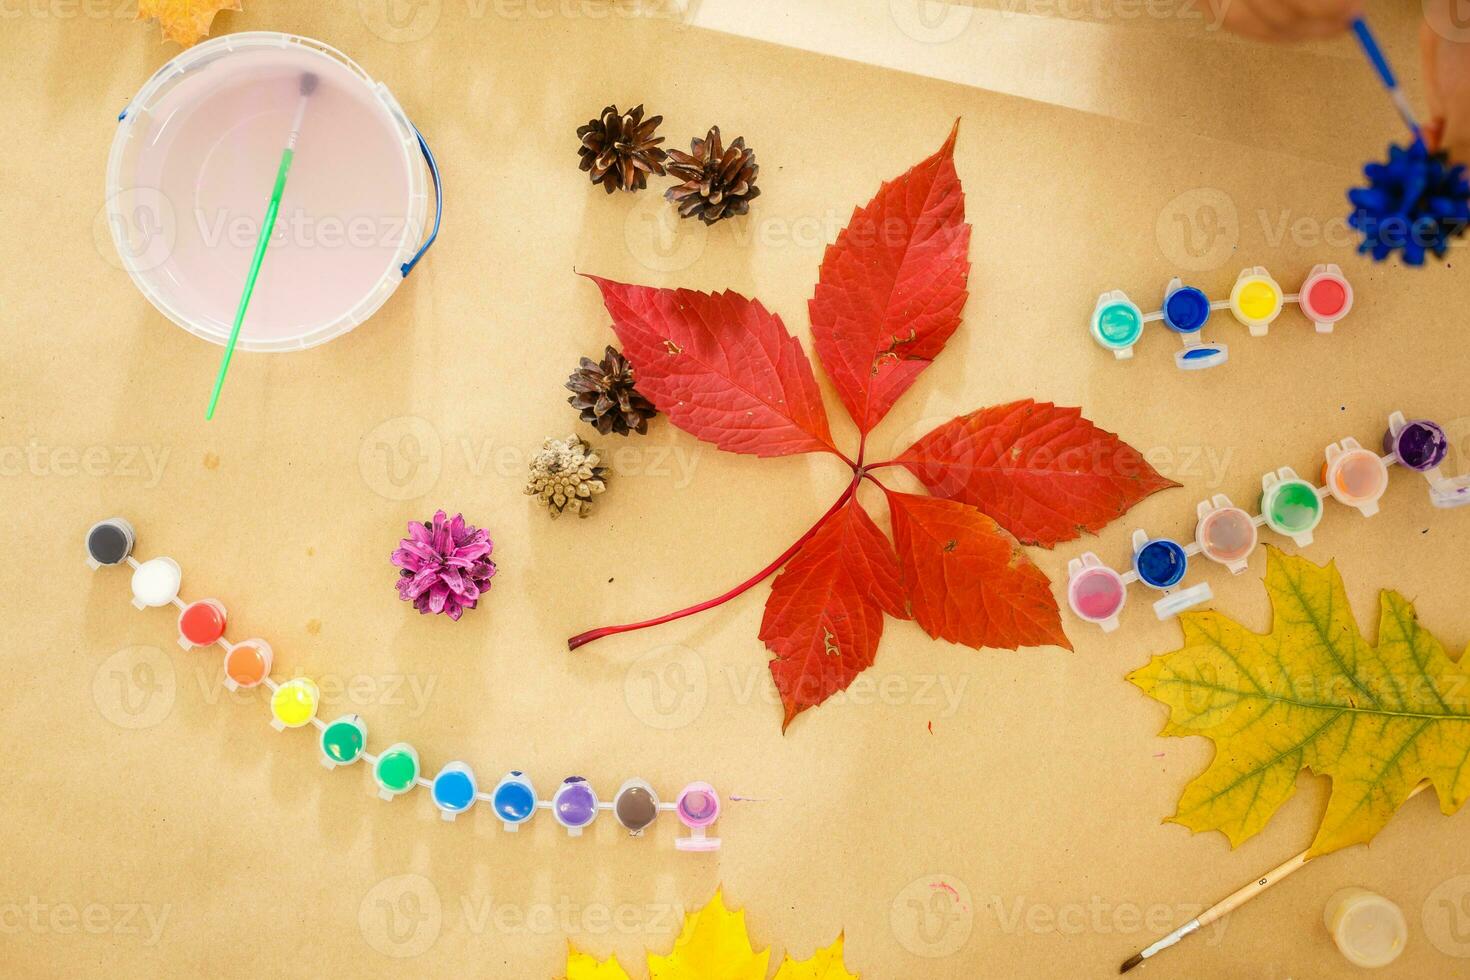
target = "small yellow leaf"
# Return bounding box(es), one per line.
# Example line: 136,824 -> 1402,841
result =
647,889 -> 770,980
773,934 -> 858,979
1129,547 -> 1470,857
564,943 -> 632,980
137,0 -> 241,47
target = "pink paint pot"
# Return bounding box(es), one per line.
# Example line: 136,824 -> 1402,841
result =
1066,554 -> 1126,630
674,782 -> 721,852
106,32 -> 439,352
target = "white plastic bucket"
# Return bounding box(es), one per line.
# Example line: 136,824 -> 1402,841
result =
106,32 -> 439,352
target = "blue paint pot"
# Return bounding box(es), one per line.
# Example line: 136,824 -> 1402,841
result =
1163,285 -> 1211,333
431,762 -> 477,818
492,771 -> 537,828
1134,538 -> 1188,589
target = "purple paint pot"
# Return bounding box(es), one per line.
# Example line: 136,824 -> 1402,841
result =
552,777 -> 599,835
1384,419 -> 1448,472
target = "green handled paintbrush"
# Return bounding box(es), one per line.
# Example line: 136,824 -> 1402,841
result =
205,72 -> 319,420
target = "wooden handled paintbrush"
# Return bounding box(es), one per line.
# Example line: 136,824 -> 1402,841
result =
1119,782 -> 1430,973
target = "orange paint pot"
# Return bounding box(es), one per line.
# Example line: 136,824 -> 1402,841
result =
224,639 -> 273,690
1322,438 -> 1389,517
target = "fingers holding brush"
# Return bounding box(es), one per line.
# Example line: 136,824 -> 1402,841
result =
1421,0 -> 1470,162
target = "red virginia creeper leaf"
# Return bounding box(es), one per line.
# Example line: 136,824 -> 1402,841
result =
895,400 -> 1178,548
760,498 -> 908,729
586,276 -> 838,457
568,129 -> 1171,733
809,121 -> 971,433
885,490 -> 1071,651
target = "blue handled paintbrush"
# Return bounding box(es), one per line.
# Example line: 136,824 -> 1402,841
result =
1349,16 -> 1424,146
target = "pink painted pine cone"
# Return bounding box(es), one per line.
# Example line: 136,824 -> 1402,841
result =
391,510 -> 497,620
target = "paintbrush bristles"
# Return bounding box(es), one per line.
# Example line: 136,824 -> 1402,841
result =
300,72 -> 319,96
1119,952 -> 1144,974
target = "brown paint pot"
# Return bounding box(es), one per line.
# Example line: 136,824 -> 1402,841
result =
614,779 -> 659,835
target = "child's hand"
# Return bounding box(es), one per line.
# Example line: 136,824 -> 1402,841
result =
1205,0 -> 1363,41
1209,0 -> 1470,164
1422,2 -> 1470,163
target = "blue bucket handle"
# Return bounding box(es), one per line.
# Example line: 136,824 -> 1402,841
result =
401,123 -> 440,278
115,105 -> 442,278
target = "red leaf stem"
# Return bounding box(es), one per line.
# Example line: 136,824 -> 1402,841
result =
567,480 -> 860,651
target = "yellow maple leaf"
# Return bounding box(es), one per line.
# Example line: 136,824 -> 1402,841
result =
564,943 -> 633,980
647,890 -> 770,980
137,0 -> 241,47
773,935 -> 858,980
1130,547 -> 1470,857
559,891 -> 857,980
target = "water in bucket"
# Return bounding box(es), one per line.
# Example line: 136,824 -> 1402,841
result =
108,34 -> 432,351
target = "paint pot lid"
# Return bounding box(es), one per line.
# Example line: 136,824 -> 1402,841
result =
1175,343 -> 1227,371
1429,475 -> 1470,509
1152,583 -> 1213,620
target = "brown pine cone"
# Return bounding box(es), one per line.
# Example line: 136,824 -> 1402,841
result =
577,104 -> 667,194
665,126 -> 761,224
566,345 -> 658,436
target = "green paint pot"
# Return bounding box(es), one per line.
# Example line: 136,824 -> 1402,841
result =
320,714 -> 366,768
1262,479 -> 1323,539
374,743 -> 420,799
1092,298 -> 1144,350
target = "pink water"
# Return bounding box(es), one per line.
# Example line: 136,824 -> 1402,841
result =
132,46 -> 412,345
1199,507 -> 1257,563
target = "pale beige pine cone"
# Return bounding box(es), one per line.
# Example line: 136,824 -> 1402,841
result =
524,435 -> 608,519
